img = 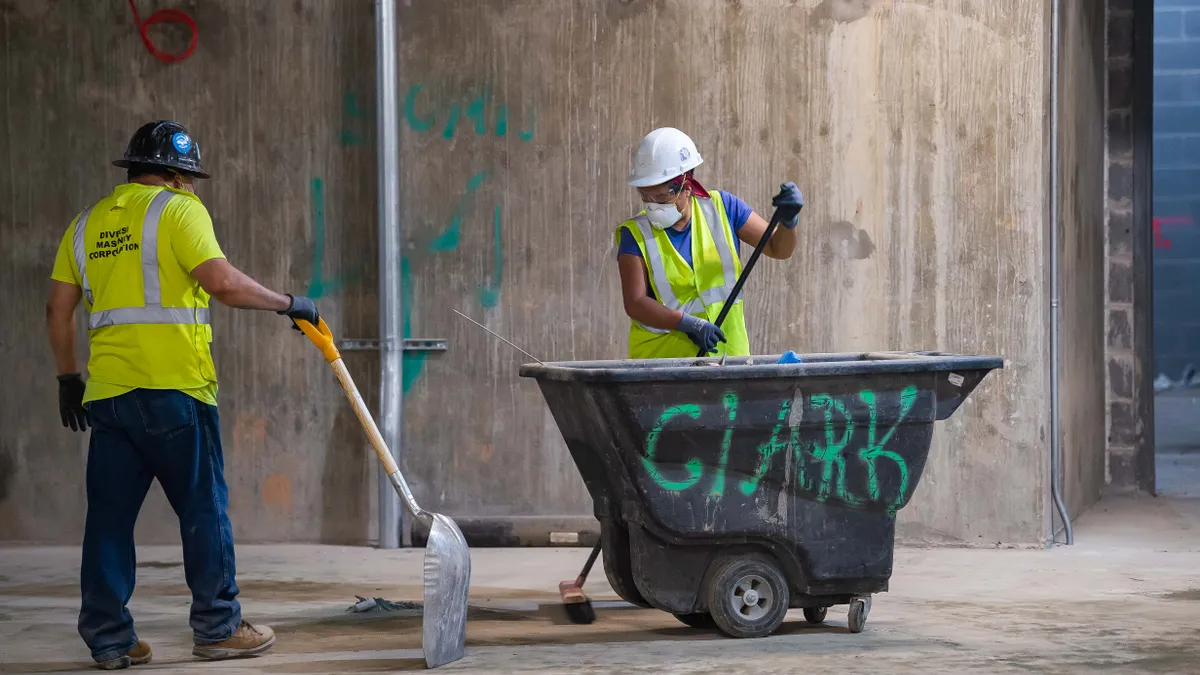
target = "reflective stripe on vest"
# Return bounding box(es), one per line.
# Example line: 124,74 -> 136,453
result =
72,190 -> 213,331
631,215 -> 705,335
631,196 -> 741,334
695,197 -> 740,308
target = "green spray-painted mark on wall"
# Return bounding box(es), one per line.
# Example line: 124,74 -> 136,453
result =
640,386 -> 921,511
403,173 -> 506,392
517,107 -> 535,142
341,92 -> 369,146
404,84 -> 435,133
429,171 -> 488,252
466,91 -> 489,136
306,178 -> 364,299
403,84 -> 535,140
478,206 -> 503,308
400,256 -> 426,394
355,84 -> 536,142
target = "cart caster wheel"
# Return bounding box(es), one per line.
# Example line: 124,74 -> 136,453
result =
673,612 -> 717,630
802,606 -> 828,624
705,553 -> 790,639
847,596 -> 871,634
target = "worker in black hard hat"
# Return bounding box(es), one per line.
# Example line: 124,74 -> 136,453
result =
46,121 -> 317,668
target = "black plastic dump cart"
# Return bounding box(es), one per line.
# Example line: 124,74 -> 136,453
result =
520,351 -> 1003,639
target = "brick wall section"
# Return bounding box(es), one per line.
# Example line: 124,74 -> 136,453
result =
1153,1 -> 1200,378
1105,0 -> 1155,492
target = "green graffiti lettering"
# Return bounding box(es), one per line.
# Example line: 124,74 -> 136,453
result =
809,394 -> 860,506
442,101 -> 461,139
466,91 -> 489,135
429,171 -> 488,252
404,84 -> 436,133
306,178 -> 363,300
496,104 -> 509,137
739,399 -> 792,495
519,106 -> 535,142
857,385 -> 917,508
642,405 -> 705,490
639,387 -> 915,512
400,256 -> 426,394
709,392 -> 739,497
478,206 -> 503,308
341,92 -> 368,145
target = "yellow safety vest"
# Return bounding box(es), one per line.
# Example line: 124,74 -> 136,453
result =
616,191 -> 750,359
68,187 -> 218,397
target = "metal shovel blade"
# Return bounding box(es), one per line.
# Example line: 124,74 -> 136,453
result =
420,513 -> 471,668
294,319 -> 472,669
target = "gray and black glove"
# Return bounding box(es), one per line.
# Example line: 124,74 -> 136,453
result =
278,294 -> 320,332
677,314 -> 725,354
57,373 -> 88,432
772,181 -> 805,229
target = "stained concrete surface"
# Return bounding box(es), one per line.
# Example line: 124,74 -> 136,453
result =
2,497 -> 1200,674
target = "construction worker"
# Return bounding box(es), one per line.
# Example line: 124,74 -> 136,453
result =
45,121 -> 319,669
617,127 -> 804,358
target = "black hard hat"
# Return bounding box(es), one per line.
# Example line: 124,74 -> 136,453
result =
112,120 -> 210,179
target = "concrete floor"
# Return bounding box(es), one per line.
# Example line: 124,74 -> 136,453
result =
2,497 -> 1200,674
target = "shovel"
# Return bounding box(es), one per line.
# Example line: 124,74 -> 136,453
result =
295,318 -> 470,669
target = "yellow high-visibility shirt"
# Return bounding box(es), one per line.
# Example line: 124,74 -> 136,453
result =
51,183 -> 226,406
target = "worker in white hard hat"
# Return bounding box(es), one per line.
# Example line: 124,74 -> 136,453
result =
616,127 -> 804,359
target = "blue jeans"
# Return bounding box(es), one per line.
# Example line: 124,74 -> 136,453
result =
78,389 -> 241,662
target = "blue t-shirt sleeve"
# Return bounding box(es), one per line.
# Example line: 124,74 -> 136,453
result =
617,226 -> 643,258
721,191 -> 754,232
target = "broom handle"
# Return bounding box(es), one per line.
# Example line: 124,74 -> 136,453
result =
575,539 -> 604,585
696,203 -> 790,357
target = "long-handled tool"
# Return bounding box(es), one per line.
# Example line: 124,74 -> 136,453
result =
296,318 -> 470,669
558,199 -> 800,625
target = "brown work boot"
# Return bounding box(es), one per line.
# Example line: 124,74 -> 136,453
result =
95,640 -> 152,670
191,621 -> 276,660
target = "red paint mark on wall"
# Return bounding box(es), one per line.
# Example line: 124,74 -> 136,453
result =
262,474 -> 293,514
233,416 -> 267,448
1154,216 -> 1196,250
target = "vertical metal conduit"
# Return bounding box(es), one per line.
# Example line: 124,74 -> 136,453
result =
1049,0 -> 1075,546
375,0 -> 404,549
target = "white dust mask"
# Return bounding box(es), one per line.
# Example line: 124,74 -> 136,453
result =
643,201 -> 683,229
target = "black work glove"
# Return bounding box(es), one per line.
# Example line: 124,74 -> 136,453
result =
57,373 -> 88,432
278,294 -> 320,332
772,181 -> 805,229
677,314 -> 726,354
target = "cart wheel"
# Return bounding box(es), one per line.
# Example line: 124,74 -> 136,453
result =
847,596 -> 871,634
705,553 -> 790,639
673,612 -> 717,630
802,606 -> 828,624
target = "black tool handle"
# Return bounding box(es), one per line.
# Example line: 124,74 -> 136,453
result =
696,202 -> 796,357
576,540 -> 603,585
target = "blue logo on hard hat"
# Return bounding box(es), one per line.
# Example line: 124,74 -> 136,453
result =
171,132 -> 192,154
680,147 -> 690,161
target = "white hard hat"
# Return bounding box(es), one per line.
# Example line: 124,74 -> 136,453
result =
628,127 -> 704,188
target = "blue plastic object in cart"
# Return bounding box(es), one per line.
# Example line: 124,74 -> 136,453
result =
776,350 -> 803,364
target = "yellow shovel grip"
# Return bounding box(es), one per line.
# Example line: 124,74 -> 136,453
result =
295,318 -> 341,363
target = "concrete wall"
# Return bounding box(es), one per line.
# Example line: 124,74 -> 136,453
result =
1,0 -> 1055,546
1153,0 -> 1200,380
1058,0 -> 1110,520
